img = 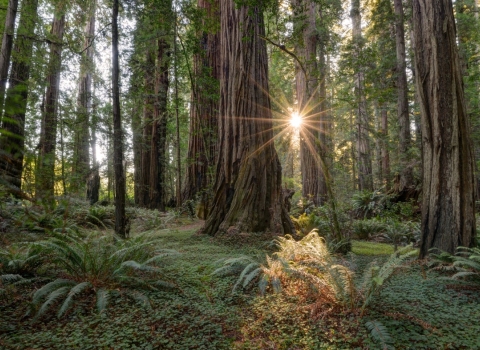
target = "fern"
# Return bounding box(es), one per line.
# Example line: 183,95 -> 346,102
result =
35,286 -> 71,319
361,245 -> 416,310
96,288 -> 110,313
432,247 -> 480,283
57,281 -> 92,318
213,230 -> 415,316
32,279 -> 76,305
232,262 -> 261,292
24,232 -> 179,319
126,291 -> 152,310
365,320 -> 393,350
0,274 -> 24,283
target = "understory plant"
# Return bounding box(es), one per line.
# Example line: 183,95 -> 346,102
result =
0,244 -> 50,298
214,231 -> 415,348
23,232 -> 179,319
215,230 -> 416,312
430,246 -> 480,283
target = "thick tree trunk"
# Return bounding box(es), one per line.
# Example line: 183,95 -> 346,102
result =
36,10 -> 65,205
0,0 -> 18,112
412,0 -> 476,257
351,0 -> 373,191
112,0 -> 126,238
149,38 -> 169,211
182,0 -> 219,218
0,0 -> 38,194
455,0 -> 480,201
72,4 -> 95,194
202,0 -> 294,236
394,0 -> 413,197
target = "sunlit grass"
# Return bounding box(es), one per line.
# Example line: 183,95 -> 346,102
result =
352,240 -> 395,256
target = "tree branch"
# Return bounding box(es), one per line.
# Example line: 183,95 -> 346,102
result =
258,35 -> 306,77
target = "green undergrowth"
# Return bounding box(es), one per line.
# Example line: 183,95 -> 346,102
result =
352,240 -> 395,256
1,221 -> 480,349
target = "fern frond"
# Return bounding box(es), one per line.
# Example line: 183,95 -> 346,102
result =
13,277 -> 48,287
126,291 -> 152,310
57,281 -> 92,318
452,259 -> 480,271
451,271 -> 478,280
365,320 -> 393,350
232,262 -> 260,292
361,245 -> 416,310
115,260 -> 162,274
96,288 -> 110,313
271,276 -> 282,293
35,286 -> 71,319
259,275 -> 269,295
212,256 -> 255,277
0,274 -> 24,284
32,279 -> 75,305
151,280 -> 177,289
143,251 -> 180,266
242,267 -> 263,289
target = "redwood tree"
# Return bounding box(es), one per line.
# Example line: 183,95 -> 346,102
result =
0,0 -> 19,111
393,0 -> 414,197
112,0 -> 126,238
36,8 -> 65,205
202,0 -> 293,236
351,0 -> 372,191
412,0 -> 476,257
72,0 -> 96,195
0,0 -> 38,195
182,0 -> 220,218
148,37 -> 170,211
292,0 -> 326,206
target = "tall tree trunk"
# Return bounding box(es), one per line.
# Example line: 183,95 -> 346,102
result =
380,103 -> 390,189
351,0 -> 373,191
394,0 -> 413,197
412,0 -> 476,257
182,0 -> 219,219
149,38 -> 169,210
173,10 -> 181,210
72,2 -> 96,195
132,104 -> 142,205
139,44 -> 156,207
0,0 -> 18,112
456,0 -> 480,201
293,0 -> 325,206
202,0 -> 294,236
36,9 -> 65,205
112,0 -> 126,238
87,100 -> 100,204
0,0 -> 38,195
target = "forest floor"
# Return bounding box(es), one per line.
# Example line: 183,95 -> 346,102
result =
1,216 -> 480,349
